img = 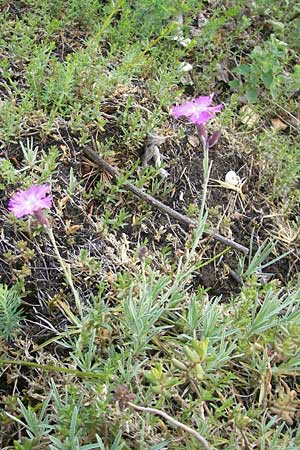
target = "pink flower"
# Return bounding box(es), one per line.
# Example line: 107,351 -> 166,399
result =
8,184 -> 52,223
172,94 -> 223,125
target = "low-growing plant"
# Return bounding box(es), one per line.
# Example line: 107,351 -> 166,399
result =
237,233 -> 292,280
0,283 -> 25,341
0,159 -> 19,188
231,35 -> 290,102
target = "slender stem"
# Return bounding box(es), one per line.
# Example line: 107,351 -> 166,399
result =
128,402 -> 211,450
188,140 -> 212,262
45,226 -> 82,318
200,143 -> 210,223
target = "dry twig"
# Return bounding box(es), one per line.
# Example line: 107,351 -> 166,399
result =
84,147 -> 248,254
129,402 -> 211,449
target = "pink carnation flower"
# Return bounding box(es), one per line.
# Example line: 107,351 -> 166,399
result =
172,94 -> 223,125
8,184 -> 52,223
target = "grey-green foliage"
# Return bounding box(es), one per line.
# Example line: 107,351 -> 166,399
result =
246,288 -> 300,337
0,283 -> 25,340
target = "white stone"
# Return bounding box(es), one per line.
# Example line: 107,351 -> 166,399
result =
178,62 -> 193,72
225,171 -> 241,186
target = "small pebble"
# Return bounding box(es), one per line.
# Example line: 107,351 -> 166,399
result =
225,170 -> 241,186
178,62 -> 193,72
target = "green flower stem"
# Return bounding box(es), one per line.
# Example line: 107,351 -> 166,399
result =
46,226 -> 83,319
188,141 -> 212,262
